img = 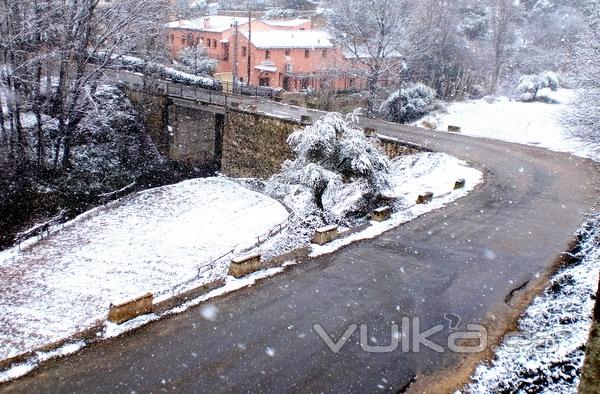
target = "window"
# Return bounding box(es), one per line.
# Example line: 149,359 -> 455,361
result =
265,50 -> 271,60
212,39 -> 217,48
223,43 -> 229,61
304,49 -> 310,59
181,38 -> 186,46
285,49 -> 291,56
170,34 -> 174,44
286,63 -> 293,73
241,46 -> 247,57
322,49 -> 328,58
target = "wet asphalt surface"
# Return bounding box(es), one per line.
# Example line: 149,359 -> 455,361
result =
1,109 -> 599,393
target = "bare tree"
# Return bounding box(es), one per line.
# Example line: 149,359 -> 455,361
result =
566,4 -> 600,150
327,0 -> 424,115
1,0 -> 169,169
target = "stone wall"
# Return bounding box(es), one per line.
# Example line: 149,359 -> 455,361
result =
378,136 -> 426,159
125,88 -> 170,155
168,102 -> 221,169
125,88 -> 222,170
125,89 -> 428,180
221,110 -> 300,179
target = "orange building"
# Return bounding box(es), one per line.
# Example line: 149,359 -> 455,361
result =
166,15 -> 360,92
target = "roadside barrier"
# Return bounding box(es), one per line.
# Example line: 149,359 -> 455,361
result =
454,178 -> 466,189
108,293 -> 154,324
312,225 -> 339,245
228,254 -> 262,278
372,206 -> 392,222
416,192 -> 434,204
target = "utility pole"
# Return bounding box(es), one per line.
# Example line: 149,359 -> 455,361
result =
247,6 -> 252,85
232,21 -> 239,93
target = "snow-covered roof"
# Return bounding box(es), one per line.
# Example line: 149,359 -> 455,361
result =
263,18 -> 311,27
242,30 -> 333,49
166,16 -> 253,33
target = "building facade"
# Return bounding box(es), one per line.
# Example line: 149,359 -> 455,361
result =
166,15 -> 361,92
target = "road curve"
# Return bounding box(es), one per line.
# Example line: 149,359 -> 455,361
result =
1,122 -> 598,393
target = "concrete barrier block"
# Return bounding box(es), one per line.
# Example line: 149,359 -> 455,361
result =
372,206 -> 392,222
454,178 -> 466,190
300,115 -> 313,124
313,225 -> 339,245
364,127 -> 377,137
416,192 -> 434,204
229,253 -> 261,278
448,125 -> 461,133
421,120 -> 437,130
108,292 -> 153,324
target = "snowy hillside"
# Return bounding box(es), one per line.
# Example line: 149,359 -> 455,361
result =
0,178 -> 289,361
418,89 -> 598,160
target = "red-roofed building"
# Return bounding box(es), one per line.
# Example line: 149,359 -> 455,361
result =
166,15 -> 361,92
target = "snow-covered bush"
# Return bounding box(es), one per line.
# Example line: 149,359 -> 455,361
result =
177,46 -> 217,77
516,71 -> 560,102
380,83 -> 436,123
265,111 -> 390,226
263,8 -> 299,19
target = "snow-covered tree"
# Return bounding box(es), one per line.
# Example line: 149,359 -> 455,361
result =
565,2 -> 600,150
266,111 -> 390,223
380,83 -> 436,123
177,46 -> 217,76
327,0 -> 426,115
516,71 -> 559,101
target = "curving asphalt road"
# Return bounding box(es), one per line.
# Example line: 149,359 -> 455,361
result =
1,120 -> 598,393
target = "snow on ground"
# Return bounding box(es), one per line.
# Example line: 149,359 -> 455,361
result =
419,89 -> 598,160
310,152 -> 482,256
0,177 -> 288,362
464,214 -> 600,393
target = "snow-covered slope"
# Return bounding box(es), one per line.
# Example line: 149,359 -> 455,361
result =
419,89 -> 598,160
0,178 -> 288,361
465,215 -> 600,393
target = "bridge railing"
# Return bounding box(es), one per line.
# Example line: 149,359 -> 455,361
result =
164,82 -> 230,107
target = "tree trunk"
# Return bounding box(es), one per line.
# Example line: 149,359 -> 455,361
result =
34,64 -> 45,172
0,90 -> 6,144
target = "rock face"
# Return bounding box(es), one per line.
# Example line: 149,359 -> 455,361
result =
64,85 -> 167,195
